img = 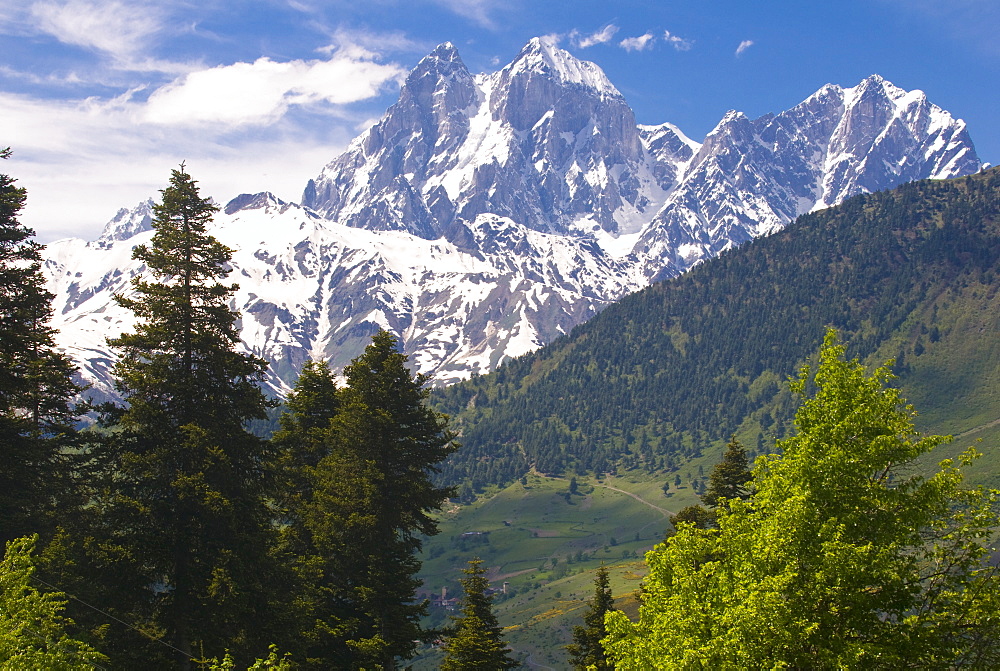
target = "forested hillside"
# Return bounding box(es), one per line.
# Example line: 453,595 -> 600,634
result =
434,167 -> 1000,492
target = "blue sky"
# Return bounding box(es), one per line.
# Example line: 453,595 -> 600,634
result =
2,0 -> 998,242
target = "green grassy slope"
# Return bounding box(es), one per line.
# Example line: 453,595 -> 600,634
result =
412,473 -> 687,668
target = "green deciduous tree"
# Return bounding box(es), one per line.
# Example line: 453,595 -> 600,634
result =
604,331 -> 1000,669
441,558 -> 518,671
0,147 -> 82,544
93,165 -> 274,668
0,535 -> 108,670
566,564 -> 615,670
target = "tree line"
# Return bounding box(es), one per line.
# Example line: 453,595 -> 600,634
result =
432,167 -> 1000,493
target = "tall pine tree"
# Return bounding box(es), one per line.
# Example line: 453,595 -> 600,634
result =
566,565 -> 616,670
290,331 -> 458,668
0,147 -> 81,544
441,558 -> 518,671
94,165 -> 274,668
701,436 -> 752,508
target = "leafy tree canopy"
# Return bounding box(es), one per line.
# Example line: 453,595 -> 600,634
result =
605,330 -> 1000,669
0,535 -> 107,670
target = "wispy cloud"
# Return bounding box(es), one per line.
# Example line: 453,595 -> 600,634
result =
143,47 -> 406,126
735,39 -> 754,56
619,33 -> 656,52
1,86 -> 364,242
0,26 -> 409,241
663,30 -> 693,51
30,0 -> 164,66
431,0 -> 505,28
574,24 -> 619,49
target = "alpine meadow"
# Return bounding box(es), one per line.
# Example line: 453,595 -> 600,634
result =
3,15 -> 1000,670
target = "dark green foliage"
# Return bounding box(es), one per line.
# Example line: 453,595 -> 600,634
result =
271,360 -> 339,524
280,332 -> 458,669
433,168 -> 1000,491
701,437 -> 751,508
441,558 -> 518,671
565,565 -> 615,670
668,505 -> 715,531
89,166 -> 274,667
0,148 -> 82,544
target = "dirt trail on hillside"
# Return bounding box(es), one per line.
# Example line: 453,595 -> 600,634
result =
534,471 -> 676,518
591,481 -> 675,518
956,417 -> 1000,439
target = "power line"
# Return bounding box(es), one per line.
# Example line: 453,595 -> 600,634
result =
31,575 -> 194,661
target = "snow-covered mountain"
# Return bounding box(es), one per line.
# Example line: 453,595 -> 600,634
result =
42,38 -> 982,398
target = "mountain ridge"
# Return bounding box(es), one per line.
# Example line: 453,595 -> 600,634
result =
431,167 -> 1000,491
41,38 -> 983,398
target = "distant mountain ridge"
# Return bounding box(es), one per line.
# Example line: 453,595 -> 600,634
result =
41,37 -> 982,399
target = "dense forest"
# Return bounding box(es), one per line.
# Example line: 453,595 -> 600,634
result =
433,167 -> 1000,492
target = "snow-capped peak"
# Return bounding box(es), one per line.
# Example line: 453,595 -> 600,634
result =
42,47 -> 983,401
94,198 -> 155,247
506,36 -> 621,97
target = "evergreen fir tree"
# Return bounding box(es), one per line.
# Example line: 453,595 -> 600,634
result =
0,147 -> 81,544
271,360 -> 339,526
93,165 -> 274,668
441,558 -> 518,671
701,436 -> 752,508
566,564 -> 616,670
288,332 -> 458,669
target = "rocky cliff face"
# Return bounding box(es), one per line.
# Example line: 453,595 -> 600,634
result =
42,38 -> 982,398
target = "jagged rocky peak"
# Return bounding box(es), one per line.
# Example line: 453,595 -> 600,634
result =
377,40 -> 477,148
492,36 -> 625,133
224,192 -> 288,215
504,37 -> 620,97
94,198 -> 155,247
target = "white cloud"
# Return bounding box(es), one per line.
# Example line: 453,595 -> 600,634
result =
575,24 -> 619,49
736,40 -> 754,56
144,48 -> 406,126
0,36 -> 408,241
1,89 -> 361,243
619,33 -> 656,52
664,30 -> 693,51
30,0 -> 164,65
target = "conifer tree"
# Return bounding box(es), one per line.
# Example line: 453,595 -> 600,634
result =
0,147 -> 81,544
271,360 -> 339,526
566,564 -> 615,670
700,436 -> 751,508
441,558 -> 518,671
269,360 -> 343,665
94,165 -> 273,668
297,331 -> 457,669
